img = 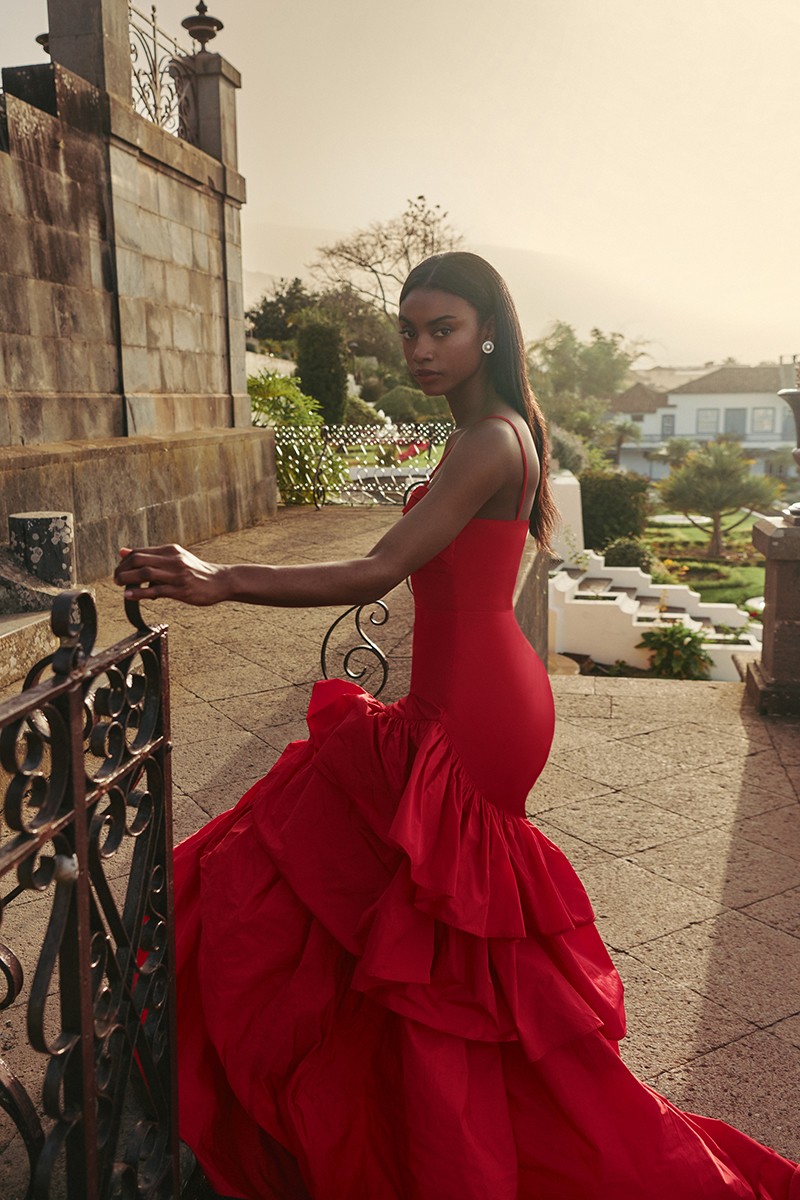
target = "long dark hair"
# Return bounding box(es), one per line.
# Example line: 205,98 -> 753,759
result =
399,251 -> 556,551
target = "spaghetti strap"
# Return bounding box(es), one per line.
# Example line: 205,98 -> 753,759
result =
478,414 -> 529,520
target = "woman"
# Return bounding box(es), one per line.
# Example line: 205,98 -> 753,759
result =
116,253 -> 799,1199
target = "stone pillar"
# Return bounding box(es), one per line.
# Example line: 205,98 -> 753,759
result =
192,52 -> 241,167
47,0 -> 132,100
746,387 -> 800,715
9,512 -> 76,587
182,51 -> 248,427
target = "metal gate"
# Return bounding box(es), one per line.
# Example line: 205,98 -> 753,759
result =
0,591 -> 179,1199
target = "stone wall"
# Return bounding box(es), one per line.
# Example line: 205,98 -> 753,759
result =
0,428 -> 276,581
0,60 -> 249,444
0,64 -> 121,445
0,5 -> 275,583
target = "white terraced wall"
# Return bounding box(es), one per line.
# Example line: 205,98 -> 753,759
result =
548,473 -> 759,682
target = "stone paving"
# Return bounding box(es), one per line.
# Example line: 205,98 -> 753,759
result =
3,504 -> 800,1183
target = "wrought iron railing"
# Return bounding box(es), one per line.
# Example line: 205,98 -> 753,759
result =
269,421 -> 453,509
129,3 -> 197,143
0,591 -> 180,1198
320,601 -> 391,697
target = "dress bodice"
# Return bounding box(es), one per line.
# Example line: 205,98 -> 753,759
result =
400,477 -> 553,815
404,481 -> 529,613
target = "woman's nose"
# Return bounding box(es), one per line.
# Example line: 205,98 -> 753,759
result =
411,336 -> 432,362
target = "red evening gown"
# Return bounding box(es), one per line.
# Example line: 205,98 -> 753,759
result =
174,418 -> 800,1199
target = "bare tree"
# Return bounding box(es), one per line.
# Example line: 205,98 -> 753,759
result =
311,196 -> 463,315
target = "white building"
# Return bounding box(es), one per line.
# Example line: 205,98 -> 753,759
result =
613,363 -> 797,480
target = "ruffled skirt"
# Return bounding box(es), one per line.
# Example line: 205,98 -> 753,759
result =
175,680 -> 800,1199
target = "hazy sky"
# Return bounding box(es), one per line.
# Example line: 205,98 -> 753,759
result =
5,1 -> 800,364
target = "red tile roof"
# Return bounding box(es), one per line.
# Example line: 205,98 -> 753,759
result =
671,365 -> 786,395
611,382 -> 669,414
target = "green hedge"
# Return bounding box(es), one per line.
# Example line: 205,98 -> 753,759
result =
296,318 -> 348,425
579,469 -> 650,550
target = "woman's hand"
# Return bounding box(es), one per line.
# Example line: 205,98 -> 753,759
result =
114,545 -> 232,606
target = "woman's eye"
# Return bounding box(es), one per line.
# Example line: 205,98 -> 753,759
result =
434,327 -> 452,337
399,329 -> 414,340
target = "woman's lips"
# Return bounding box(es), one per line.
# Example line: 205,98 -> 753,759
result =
416,371 -> 439,381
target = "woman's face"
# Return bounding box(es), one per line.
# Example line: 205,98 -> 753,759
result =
398,287 -> 493,396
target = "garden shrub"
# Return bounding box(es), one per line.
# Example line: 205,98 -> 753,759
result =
636,623 -> 712,680
579,469 -> 650,550
345,395 -> 385,426
359,377 -> 383,404
248,369 -> 348,505
248,369 -> 322,426
296,317 -> 349,425
414,393 -> 451,421
603,536 -> 654,573
378,385 -> 427,423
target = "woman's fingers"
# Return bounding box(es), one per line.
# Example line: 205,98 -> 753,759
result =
114,543 -> 229,607
119,583 -> 183,601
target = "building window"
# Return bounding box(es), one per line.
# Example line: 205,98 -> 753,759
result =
782,407 -> 796,441
724,408 -> 747,437
752,407 -> 775,434
696,408 -> 719,436
661,414 -> 675,437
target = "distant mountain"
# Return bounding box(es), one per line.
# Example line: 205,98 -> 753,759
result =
241,223 -> 793,365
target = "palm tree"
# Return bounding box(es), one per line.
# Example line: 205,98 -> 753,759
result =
607,417 -> 642,466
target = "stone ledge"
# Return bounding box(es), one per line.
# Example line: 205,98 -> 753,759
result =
0,612 -> 57,688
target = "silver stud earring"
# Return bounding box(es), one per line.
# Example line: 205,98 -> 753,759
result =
482,340 -> 495,354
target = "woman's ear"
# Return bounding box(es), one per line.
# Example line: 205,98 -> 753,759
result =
483,316 -> 496,343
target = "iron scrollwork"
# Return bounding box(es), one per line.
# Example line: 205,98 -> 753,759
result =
320,601 -> 390,697
129,2 -> 198,144
0,590 -> 180,1198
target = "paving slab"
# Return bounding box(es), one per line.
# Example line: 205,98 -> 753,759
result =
708,748 -> 798,801
630,909 -> 800,1025
618,721 -> 757,768
544,792 -> 705,857
549,737 -> 675,790
733,803 -> 800,861
629,825 -> 800,908
623,766 -> 790,826
739,885 -> 800,938
530,817 -> 616,874
613,951 -> 755,1079
654,1030 -> 800,1162
526,761 -> 614,813
578,857 -> 723,950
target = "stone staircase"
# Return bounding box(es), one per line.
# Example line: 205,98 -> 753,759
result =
549,551 -> 760,681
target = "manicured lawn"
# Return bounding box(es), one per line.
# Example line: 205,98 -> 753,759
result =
644,511 -> 760,555
677,562 -> 765,608
642,511 -> 765,609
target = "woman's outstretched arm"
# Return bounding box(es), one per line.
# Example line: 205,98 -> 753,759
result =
114,420 -> 528,608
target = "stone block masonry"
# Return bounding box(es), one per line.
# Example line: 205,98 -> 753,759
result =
0,0 -> 274,581
0,64 -> 122,445
0,59 -> 249,442
0,429 -> 277,581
